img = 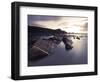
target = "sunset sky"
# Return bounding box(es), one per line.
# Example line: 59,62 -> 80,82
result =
28,15 -> 88,33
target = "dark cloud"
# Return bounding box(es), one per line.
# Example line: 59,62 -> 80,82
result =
83,22 -> 88,28
83,23 -> 88,31
80,23 -> 88,31
28,15 -> 60,26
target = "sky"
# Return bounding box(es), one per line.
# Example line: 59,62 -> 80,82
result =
28,15 -> 88,33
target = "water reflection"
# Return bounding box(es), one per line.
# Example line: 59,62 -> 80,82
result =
28,34 -> 88,66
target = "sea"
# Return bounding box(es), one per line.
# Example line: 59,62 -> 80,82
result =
28,34 -> 88,66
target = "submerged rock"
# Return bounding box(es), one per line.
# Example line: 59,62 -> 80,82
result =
62,35 -> 73,50
29,34 -> 74,61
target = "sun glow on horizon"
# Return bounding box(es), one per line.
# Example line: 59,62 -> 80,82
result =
64,26 -> 82,33
29,16 -> 88,33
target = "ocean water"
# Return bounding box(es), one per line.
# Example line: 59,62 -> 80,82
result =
28,34 -> 88,66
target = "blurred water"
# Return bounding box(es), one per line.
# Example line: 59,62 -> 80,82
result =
28,35 -> 88,66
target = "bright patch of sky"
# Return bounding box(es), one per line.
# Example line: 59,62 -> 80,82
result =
28,15 -> 88,33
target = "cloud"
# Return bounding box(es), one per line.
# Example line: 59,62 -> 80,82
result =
28,15 -> 60,26
28,15 -> 88,33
